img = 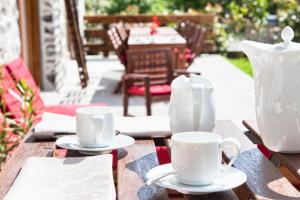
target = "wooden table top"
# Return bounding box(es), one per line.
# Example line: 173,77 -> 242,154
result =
1,120 -> 300,200
128,27 -> 186,46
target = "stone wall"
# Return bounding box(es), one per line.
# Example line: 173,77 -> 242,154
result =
39,0 -> 68,90
0,0 -> 20,65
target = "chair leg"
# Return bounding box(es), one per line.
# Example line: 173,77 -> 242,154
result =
123,93 -> 129,116
145,80 -> 152,116
113,81 -> 122,94
123,80 -> 129,116
145,94 -> 152,116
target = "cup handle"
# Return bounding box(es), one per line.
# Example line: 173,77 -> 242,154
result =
219,138 -> 241,176
92,116 -> 105,144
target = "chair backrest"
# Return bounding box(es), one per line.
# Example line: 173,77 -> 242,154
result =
190,26 -> 206,56
65,0 -> 89,88
115,23 -> 128,44
126,48 -> 173,86
177,21 -> 190,38
186,23 -> 198,49
107,26 -> 127,65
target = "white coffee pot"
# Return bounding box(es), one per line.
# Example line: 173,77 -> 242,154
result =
239,26 -> 300,153
169,75 -> 216,134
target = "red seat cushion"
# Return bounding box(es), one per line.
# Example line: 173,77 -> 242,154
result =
44,103 -> 107,116
120,54 -> 127,65
33,103 -> 107,123
0,67 -> 23,119
185,52 -> 194,63
185,48 -> 192,54
257,144 -> 272,159
5,57 -> 45,112
128,84 -> 171,96
156,146 -> 171,165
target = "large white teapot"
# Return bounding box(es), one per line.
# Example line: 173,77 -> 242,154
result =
239,26 -> 300,153
169,75 -> 216,134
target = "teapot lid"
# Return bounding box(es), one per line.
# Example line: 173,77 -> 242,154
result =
274,26 -> 300,51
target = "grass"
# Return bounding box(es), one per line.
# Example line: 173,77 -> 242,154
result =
226,57 -> 253,77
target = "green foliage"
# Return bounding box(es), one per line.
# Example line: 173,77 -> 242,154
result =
273,0 -> 300,41
226,57 -> 253,77
85,0 -> 111,14
0,71 -> 35,168
85,0 -> 300,51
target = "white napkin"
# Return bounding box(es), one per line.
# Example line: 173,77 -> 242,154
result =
33,113 -> 76,139
115,116 -> 171,137
4,155 -> 116,200
33,112 -> 171,139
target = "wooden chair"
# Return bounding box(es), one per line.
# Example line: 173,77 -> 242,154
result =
185,25 -> 206,65
115,23 -> 128,46
177,21 -> 191,39
107,26 -> 127,66
123,48 -> 196,116
65,0 -> 89,88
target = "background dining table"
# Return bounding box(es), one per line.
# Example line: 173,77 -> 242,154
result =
128,27 -> 187,69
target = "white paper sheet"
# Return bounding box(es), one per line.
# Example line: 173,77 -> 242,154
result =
4,155 -> 115,200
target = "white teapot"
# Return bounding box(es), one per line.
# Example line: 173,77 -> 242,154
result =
169,75 -> 216,134
239,26 -> 300,153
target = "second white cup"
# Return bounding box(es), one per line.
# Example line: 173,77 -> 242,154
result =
76,106 -> 115,148
171,132 -> 240,185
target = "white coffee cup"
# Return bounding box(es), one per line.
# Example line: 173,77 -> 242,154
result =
171,132 -> 240,185
76,106 -> 115,147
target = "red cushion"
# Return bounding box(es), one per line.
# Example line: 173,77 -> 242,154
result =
0,67 -> 23,119
185,52 -> 194,63
5,57 -> 45,112
33,103 -> 107,123
128,84 -> 171,96
6,58 -> 38,91
185,48 -> 192,54
156,146 -> 171,165
257,144 -> 272,159
120,54 -> 127,65
44,102 -> 107,116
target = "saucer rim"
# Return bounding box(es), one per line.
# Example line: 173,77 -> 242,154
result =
147,163 -> 247,195
55,134 -> 135,152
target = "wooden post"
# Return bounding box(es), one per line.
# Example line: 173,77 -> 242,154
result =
18,0 -> 42,86
103,23 -> 109,57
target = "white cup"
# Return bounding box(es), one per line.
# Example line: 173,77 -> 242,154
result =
76,106 -> 115,148
171,132 -> 240,185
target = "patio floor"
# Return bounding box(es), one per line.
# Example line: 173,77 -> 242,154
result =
41,54 -> 255,129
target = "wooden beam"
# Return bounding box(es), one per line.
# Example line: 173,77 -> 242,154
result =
22,0 -> 42,86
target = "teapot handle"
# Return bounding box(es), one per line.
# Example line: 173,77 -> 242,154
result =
191,84 -> 204,131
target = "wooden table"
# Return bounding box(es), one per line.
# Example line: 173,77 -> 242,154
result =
128,27 -> 186,69
1,120 -> 300,199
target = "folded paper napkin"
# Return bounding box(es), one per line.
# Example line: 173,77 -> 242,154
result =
33,112 -> 171,139
33,113 -> 76,139
4,155 -> 115,200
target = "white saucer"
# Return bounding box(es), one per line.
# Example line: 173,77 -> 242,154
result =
55,135 -> 135,155
146,164 -> 247,195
